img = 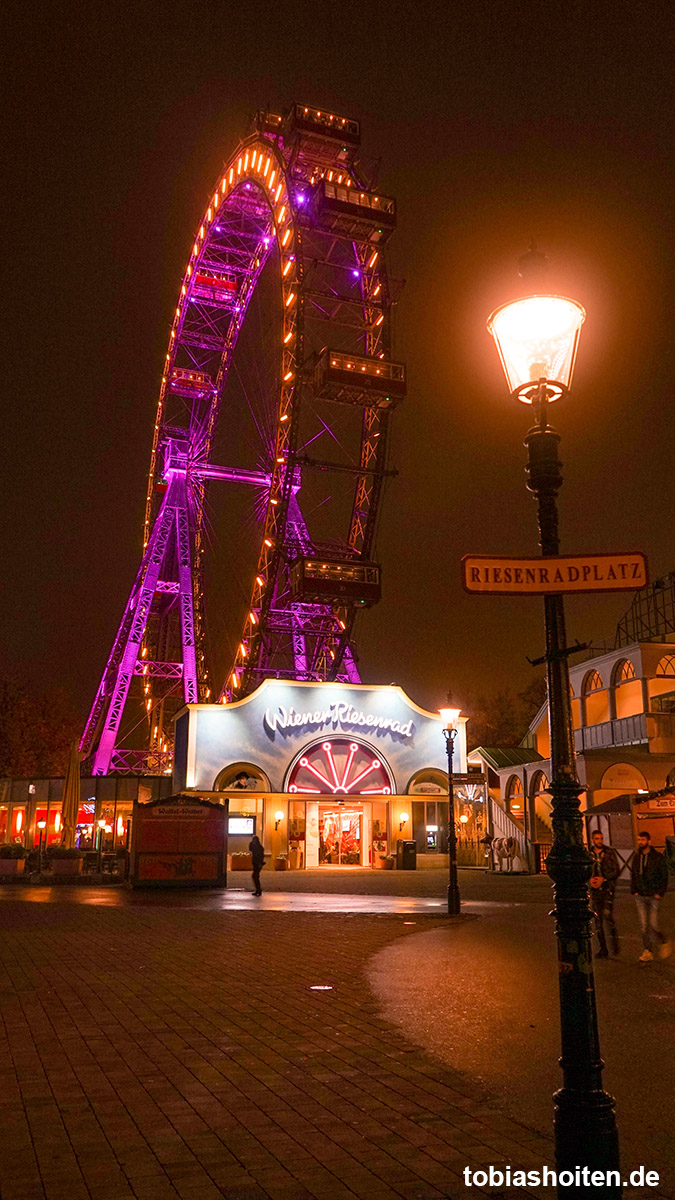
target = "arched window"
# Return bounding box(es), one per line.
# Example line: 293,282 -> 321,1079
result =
656,655 -> 675,676
530,771 -> 552,839
407,768 -> 447,795
582,669 -> 603,694
666,768 -> 675,788
612,659 -> 636,686
213,763 -> 271,792
505,775 -> 524,822
530,770 -> 550,798
600,762 -> 648,792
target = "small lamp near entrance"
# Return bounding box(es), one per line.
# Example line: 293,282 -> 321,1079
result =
274,810 -> 284,831
398,811 -> 409,831
439,707 -> 461,916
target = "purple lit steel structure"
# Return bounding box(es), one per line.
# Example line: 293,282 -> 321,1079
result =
81,104 -> 405,776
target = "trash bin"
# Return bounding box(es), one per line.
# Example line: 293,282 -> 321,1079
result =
396,839 -> 417,870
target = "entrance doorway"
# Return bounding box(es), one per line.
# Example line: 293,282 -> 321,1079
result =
319,805 -> 363,865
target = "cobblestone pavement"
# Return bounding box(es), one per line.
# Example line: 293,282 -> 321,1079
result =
0,891 -> 552,1200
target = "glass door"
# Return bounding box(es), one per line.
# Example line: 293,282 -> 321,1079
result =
319,805 -> 362,865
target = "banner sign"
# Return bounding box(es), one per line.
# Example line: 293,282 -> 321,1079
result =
462,552 -> 648,596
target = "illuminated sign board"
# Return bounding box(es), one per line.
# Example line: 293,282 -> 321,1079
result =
264,701 -> 414,739
462,552 -> 648,596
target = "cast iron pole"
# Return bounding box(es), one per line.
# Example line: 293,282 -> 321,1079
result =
526,384 -> 620,1197
444,727 -> 461,915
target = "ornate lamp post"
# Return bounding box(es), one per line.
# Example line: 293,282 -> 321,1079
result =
487,264 -> 621,1192
439,707 -> 461,916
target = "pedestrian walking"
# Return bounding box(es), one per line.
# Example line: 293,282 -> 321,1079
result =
630,830 -> 671,962
249,834 -> 265,896
589,830 -> 620,957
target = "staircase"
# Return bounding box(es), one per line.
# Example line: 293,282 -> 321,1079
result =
489,797 -> 530,871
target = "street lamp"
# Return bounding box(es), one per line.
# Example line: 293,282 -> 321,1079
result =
487,260 -> 620,1190
36,818 -> 47,874
439,707 -> 461,916
96,818 -> 106,873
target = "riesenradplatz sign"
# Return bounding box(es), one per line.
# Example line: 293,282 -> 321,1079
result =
462,551 -> 648,596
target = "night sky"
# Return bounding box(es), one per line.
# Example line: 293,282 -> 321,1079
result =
4,0 -> 675,720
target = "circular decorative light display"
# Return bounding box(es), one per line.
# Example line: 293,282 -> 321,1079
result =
287,739 -> 392,795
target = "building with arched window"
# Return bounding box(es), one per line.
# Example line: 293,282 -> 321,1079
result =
468,573 -> 675,866
173,680 -> 472,869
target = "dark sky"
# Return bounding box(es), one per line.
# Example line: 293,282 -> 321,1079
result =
4,0 -> 675,719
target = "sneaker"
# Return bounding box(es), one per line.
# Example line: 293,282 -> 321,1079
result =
595,949 -> 609,959
659,941 -> 672,960
639,949 -> 653,962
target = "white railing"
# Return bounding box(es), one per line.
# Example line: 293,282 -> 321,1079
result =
489,798 -> 530,871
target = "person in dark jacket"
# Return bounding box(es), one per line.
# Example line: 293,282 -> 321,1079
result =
589,830 -> 621,957
630,831 -> 671,962
249,835 -> 265,896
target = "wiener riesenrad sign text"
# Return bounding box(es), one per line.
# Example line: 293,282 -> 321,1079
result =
462,552 -> 648,596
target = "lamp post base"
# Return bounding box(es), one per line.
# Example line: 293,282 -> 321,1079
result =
447,884 -> 461,916
554,1087 -> 621,1198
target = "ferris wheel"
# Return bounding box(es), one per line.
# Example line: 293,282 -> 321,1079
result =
81,103 -> 406,776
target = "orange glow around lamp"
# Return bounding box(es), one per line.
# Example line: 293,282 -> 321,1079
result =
487,294 -> 585,404
398,811 -> 409,831
439,707 -> 461,916
274,810 -> 284,831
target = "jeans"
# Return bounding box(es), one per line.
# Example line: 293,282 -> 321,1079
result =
591,885 -> 618,953
634,894 -> 666,950
251,865 -> 262,894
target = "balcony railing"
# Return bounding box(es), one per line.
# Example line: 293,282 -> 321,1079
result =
574,710 -> 675,751
574,713 -> 647,752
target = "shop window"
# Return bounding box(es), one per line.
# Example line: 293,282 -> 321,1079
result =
114,801 -> 133,849
667,768 -> 675,788
0,805 -> 7,843
289,800 -> 306,868
406,768 -> 447,795
75,797 -> 97,849
11,807 -> 25,843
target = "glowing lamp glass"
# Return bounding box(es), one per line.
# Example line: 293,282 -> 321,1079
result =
275,810 -> 284,822
399,812 -> 409,824
487,295 -> 585,398
37,819 -> 47,830
439,707 -> 461,730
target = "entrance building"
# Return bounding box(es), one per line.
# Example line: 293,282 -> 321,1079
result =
173,680 -> 471,868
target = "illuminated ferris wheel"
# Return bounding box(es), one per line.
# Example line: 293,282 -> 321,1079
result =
81,103 -> 406,775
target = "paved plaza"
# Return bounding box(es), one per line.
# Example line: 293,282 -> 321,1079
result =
0,872 -> 672,1200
